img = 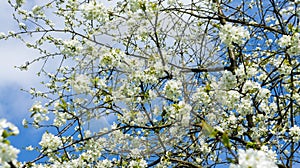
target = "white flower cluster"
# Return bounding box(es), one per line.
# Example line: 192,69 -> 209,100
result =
31,5 -> 45,18
0,119 -> 20,168
219,23 -> 250,47
0,119 -> 19,136
271,56 -> 293,75
163,80 -> 182,100
128,0 -> 147,12
260,146 -> 278,162
289,125 -> 300,142
71,74 -> 90,94
128,159 -> 148,167
0,32 -> 6,39
277,33 -> 300,56
168,101 -> 192,127
131,63 -> 165,85
95,159 -> 113,167
100,48 -> 124,68
81,1 -> 105,20
76,132 -> 106,163
219,71 -> 237,90
61,39 -> 82,56
29,101 -> 49,127
80,1 -> 107,21
39,132 -> 62,152
0,143 -> 20,168
53,109 -> 71,127
242,80 -> 260,93
230,148 -> 278,168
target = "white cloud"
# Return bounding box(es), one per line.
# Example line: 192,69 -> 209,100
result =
0,39 -> 43,87
0,1 -> 43,87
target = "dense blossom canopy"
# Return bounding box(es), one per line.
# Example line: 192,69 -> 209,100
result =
0,0 -> 300,167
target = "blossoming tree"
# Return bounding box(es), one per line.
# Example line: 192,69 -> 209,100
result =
1,0 -> 300,167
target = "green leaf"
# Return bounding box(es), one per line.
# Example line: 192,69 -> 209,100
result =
221,133 -> 231,148
16,0 -> 25,7
246,142 -> 257,148
201,120 -> 218,138
60,98 -> 68,111
288,24 -> 293,32
204,84 -> 211,93
2,130 -> 10,138
139,1 -> 146,11
3,139 -> 11,145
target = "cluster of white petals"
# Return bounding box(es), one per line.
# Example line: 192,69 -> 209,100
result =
71,74 -> 90,93
163,79 -> 182,100
0,32 -> 6,39
219,23 -> 250,47
0,119 -> 20,167
289,125 -> 300,142
128,159 -> 148,167
29,101 -> 49,126
80,1 -> 107,21
39,132 -> 62,152
168,101 -> 192,126
277,33 -> 300,56
99,48 -> 124,68
0,143 -> 20,168
230,149 -> 278,168
61,39 -> 82,56
0,119 -> 19,136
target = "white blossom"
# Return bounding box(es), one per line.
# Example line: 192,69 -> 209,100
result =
290,125 -> 300,142
0,119 -> 20,167
230,149 -> 278,168
0,143 -> 20,166
99,48 -> 124,68
71,74 -> 90,93
39,132 -> 62,152
278,33 -> 300,56
128,158 -> 147,168
0,119 -> 19,135
96,159 -> 113,167
80,2 -> 107,21
0,32 -> 6,39
219,70 -> 237,90
61,39 -> 82,56
26,145 -> 34,151
177,101 -> 192,126
163,80 -> 182,100
219,23 -> 250,47
29,102 -> 49,124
